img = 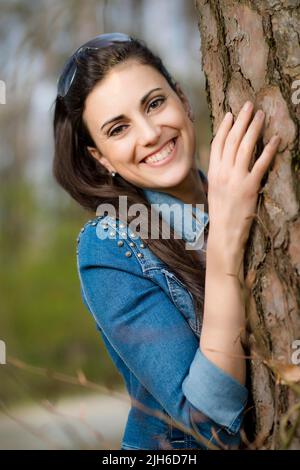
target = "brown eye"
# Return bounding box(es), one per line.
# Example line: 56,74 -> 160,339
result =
148,97 -> 165,112
109,124 -> 128,137
108,97 -> 166,137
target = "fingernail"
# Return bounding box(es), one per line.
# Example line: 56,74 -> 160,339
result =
270,135 -> 280,145
243,101 -> 253,111
255,110 -> 264,120
225,111 -> 232,120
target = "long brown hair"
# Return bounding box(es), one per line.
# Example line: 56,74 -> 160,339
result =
52,34 -> 206,324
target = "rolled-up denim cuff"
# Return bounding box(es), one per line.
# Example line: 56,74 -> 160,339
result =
182,347 -> 248,434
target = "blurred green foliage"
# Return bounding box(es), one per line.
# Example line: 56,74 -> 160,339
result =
0,180 -> 124,407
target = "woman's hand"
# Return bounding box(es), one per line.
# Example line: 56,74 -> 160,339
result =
207,100 -> 280,256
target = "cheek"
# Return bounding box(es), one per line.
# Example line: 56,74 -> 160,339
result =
174,112 -> 193,141
164,106 -> 185,128
99,139 -> 134,166
115,141 -> 135,164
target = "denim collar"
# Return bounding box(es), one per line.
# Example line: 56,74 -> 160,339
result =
142,169 -> 209,250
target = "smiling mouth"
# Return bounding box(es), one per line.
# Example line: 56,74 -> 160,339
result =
140,137 -> 177,165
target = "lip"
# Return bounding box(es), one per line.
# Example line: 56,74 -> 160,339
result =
140,137 -> 178,167
140,137 -> 177,161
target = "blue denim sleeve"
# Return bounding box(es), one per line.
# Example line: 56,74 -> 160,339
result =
77,222 -> 248,445
182,347 -> 248,435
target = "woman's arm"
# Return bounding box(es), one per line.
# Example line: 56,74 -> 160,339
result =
77,219 -> 248,444
200,101 -> 281,386
200,234 -> 246,385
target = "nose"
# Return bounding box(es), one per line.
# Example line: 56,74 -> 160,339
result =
136,116 -> 161,147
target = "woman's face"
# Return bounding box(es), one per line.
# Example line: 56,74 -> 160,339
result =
83,59 -> 196,191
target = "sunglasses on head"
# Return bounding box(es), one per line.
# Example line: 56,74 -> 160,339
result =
57,32 -> 133,99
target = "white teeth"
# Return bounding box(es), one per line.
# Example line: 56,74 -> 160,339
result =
144,138 -> 175,164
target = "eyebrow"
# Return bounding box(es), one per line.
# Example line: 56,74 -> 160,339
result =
100,87 -> 163,132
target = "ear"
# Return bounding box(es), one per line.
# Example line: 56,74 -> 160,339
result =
87,146 -> 116,174
174,82 -> 194,122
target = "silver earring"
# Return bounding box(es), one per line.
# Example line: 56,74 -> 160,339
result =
111,171 -> 116,177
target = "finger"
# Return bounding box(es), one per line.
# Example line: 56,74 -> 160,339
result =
222,101 -> 254,168
235,109 -> 265,174
210,112 -> 233,164
250,135 -> 281,183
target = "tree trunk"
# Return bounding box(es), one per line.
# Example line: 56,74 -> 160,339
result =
195,0 -> 300,450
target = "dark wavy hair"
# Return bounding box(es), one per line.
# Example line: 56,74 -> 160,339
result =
52,34 -> 206,324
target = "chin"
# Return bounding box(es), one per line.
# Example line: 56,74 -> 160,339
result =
151,161 -> 191,189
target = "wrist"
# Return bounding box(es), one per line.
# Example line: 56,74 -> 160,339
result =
206,232 -> 245,278
207,218 -> 247,248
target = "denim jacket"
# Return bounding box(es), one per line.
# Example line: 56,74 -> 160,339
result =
76,169 -> 248,450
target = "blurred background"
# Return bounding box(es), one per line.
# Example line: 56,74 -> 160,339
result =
0,0 -> 211,449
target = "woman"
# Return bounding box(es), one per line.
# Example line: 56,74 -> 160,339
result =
52,32 -> 280,450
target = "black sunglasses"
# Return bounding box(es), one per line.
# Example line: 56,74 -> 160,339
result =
57,32 -> 133,99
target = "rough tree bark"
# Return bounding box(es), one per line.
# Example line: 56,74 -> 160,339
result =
195,0 -> 300,450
